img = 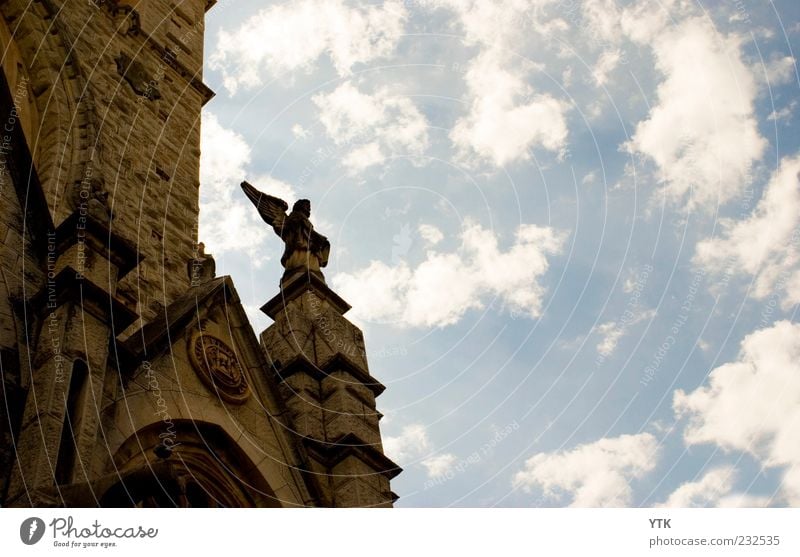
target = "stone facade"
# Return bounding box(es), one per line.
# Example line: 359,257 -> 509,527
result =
0,0 -> 398,507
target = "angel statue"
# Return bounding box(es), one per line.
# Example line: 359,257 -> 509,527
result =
241,181 -> 331,282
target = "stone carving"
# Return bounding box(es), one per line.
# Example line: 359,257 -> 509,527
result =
188,330 -> 249,403
115,53 -> 161,100
72,178 -> 113,222
94,1 -> 142,36
187,242 -> 216,286
241,181 -> 330,280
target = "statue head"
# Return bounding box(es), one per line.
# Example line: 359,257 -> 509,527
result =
292,199 -> 311,218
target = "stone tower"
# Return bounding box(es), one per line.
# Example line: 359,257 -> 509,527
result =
261,273 -> 399,507
0,0 -> 398,507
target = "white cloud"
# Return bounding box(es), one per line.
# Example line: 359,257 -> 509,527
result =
624,16 -> 766,209
199,113 -> 264,258
694,155 -> 800,306
383,423 -> 431,464
418,224 -> 444,246
660,466 -> 772,507
200,113 -> 250,193
513,433 -> 659,507
199,113 -> 295,262
762,55 -> 796,86
592,49 -> 622,86
594,309 -> 656,358
209,0 -> 407,94
433,0 -> 565,47
716,493 -> 774,508
291,124 -> 310,139
673,320 -> 800,505
595,322 -> 625,358
582,0 -> 623,45
422,1 -> 570,167
660,466 -> 733,507
384,424 -> 457,478
312,82 -> 429,172
333,221 -> 565,328
451,49 -> 569,167
422,453 -> 458,478
618,0 -> 682,44
767,101 -> 796,122
342,142 -> 384,172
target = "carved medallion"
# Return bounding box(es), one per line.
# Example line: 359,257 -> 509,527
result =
188,331 -> 250,403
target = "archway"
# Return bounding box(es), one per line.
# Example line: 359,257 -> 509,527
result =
101,420 -> 282,508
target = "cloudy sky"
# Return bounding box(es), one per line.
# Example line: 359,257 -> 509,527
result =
198,0 -> 800,507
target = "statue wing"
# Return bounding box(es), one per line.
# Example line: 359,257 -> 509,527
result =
241,180 -> 288,233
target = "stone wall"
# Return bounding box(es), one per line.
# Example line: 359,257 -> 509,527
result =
1,0 -> 213,329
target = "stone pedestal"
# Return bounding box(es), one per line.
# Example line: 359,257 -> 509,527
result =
260,273 -> 400,507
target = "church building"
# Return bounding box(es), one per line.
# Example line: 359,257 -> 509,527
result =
0,0 -> 399,507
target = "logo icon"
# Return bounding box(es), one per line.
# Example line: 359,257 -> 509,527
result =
20,517 -> 45,545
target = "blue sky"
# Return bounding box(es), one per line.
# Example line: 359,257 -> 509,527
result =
198,0 -> 800,507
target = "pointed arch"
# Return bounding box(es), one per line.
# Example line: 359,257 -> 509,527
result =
101,420 -> 282,507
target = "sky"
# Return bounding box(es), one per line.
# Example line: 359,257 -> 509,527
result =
198,0 -> 800,507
